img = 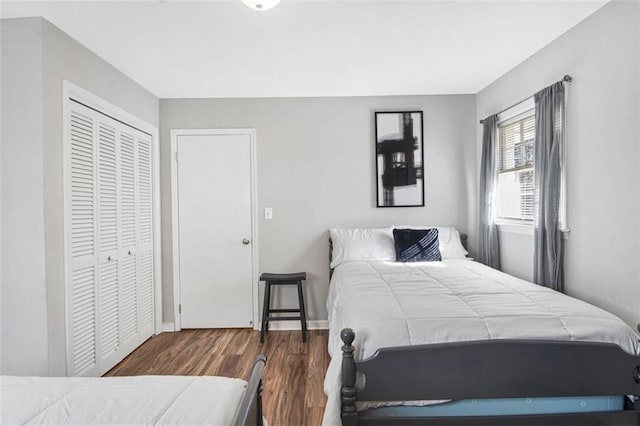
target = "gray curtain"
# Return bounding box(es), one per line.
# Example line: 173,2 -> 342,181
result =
478,114 -> 500,270
533,82 -> 565,292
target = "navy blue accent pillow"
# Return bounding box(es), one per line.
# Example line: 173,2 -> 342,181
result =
393,228 -> 442,262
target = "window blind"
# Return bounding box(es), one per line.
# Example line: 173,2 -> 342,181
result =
498,113 -> 535,221
499,115 -> 534,171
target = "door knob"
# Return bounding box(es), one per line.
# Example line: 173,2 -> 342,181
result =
242,239 -> 250,245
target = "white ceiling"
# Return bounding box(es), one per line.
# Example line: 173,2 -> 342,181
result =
1,0 -> 607,98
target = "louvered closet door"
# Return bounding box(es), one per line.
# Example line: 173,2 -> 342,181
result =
117,127 -> 140,357
66,96 -> 155,377
136,132 -> 155,339
96,115 -> 123,372
67,103 -> 100,377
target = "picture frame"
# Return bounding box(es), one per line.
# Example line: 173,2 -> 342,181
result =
375,111 -> 424,207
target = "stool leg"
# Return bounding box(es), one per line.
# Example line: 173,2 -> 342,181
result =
297,280 -> 308,342
265,284 -> 272,333
261,281 -> 271,343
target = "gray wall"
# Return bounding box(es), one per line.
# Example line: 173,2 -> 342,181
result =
40,18 -> 159,376
160,95 -> 476,323
0,17 -> 159,375
499,231 -> 534,281
1,18 -> 48,375
476,0 -> 640,327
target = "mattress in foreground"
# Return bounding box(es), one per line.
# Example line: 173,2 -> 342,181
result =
322,259 -> 640,426
1,375 -> 247,425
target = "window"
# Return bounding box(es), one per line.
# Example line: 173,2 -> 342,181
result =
496,111 -> 535,222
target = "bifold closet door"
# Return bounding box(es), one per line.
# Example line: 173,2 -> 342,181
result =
97,115 -> 122,372
136,132 -> 155,339
117,127 -> 140,359
67,102 -> 100,377
66,99 -> 154,377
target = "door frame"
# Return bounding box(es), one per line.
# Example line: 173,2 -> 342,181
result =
170,128 -> 259,331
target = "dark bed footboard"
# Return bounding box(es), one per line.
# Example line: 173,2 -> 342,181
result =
340,328 -> 640,426
233,354 -> 267,426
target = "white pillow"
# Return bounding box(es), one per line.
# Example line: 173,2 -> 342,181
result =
393,226 -> 468,259
438,228 -> 468,259
329,227 -> 395,268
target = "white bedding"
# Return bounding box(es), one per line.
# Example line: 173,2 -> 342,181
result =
1,375 -> 248,425
322,260 -> 640,426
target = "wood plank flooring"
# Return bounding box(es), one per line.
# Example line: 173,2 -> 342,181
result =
106,329 -> 330,426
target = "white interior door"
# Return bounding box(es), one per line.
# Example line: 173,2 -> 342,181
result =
177,133 -> 254,328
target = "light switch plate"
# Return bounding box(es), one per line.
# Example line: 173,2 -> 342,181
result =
264,207 -> 273,220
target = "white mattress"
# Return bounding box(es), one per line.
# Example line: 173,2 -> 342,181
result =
322,259 -> 640,426
1,375 -> 248,425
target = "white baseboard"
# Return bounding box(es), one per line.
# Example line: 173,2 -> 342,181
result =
164,320 -> 328,332
161,322 -> 176,332
260,320 -> 328,331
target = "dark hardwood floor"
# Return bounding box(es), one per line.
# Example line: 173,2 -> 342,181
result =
105,329 -> 330,426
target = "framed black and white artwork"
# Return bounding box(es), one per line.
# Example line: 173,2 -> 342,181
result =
375,111 -> 424,207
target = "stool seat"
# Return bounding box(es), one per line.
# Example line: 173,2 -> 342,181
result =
260,272 -> 308,343
260,272 -> 307,282
259,272 -> 306,282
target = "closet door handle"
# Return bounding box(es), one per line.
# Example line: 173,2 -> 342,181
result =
128,250 -> 133,255
107,256 -> 113,261
242,239 -> 250,245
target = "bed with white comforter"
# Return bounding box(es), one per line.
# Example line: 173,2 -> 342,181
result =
322,259 -> 640,426
1,375 -> 248,425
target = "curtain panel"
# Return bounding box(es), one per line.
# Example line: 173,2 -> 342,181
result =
478,114 -> 501,270
533,81 -> 565,292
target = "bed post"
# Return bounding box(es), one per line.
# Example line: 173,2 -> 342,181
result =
257,370 -> 264,426
341,328 -> 358,426
234,354 -> 266,426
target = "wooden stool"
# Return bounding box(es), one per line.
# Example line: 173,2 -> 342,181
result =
260,272 -> 307,343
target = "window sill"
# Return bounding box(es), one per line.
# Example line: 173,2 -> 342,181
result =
496,220 -> 571,239
496,220 -> 534,236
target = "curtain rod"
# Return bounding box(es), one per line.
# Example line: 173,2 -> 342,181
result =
479,75 -> 572,124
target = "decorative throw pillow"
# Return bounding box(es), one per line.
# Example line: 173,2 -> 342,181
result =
393,228 -> 442,262
393,225 -> 468,259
